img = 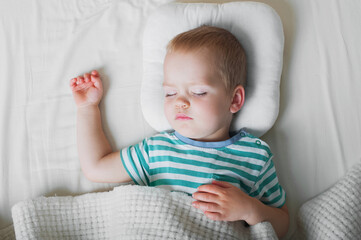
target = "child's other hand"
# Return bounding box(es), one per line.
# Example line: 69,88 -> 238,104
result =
70,70 -> 103,108
192,180 -> 256,222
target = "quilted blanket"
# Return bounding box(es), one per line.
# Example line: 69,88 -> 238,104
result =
11,185 -> 277,239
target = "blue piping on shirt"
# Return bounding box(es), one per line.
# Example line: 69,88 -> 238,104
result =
174,130 -> 245,148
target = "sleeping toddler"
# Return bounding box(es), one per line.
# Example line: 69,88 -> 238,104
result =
70,25 -> 289,238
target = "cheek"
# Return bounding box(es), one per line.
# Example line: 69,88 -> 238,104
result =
197,99 -> 228,116
164,102 -> 173,119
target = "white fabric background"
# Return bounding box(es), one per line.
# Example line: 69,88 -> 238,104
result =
0,0 -> 360,239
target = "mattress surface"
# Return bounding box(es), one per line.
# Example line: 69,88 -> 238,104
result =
1,0 -> 361,239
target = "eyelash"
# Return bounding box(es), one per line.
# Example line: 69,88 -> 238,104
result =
193,92 -> 207,96
165,93 -> 176,97
164,92 -> 207,97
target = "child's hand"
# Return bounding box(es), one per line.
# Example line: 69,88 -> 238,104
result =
70,70 -> 103,108
192,180 -> 257,222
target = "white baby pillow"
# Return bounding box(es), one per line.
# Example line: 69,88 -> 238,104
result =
141,2 -> 284,137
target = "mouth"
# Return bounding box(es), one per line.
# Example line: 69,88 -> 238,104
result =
175,113 -> 193,120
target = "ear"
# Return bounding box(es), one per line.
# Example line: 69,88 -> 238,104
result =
230,85 -> 245,113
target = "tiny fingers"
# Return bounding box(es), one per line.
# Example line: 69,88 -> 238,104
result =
193,192 -> 218,203
197,184 -> 227,196
76,76 -> 84,84
70,78 -> 77,87
192,202 -> 225,221
204,211 -> 222,221
70,77 -> 84,89
84,73 -> 91,83
192,201 -> 224,221
192,201 -> 219,212
70,71 -> 101,91
91,70 -> 99,77
90,71 -> 102,89
211,180 -> 234,188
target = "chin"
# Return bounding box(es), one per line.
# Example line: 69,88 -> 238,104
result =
177,128 -> 211,141
175,128 -> 199,138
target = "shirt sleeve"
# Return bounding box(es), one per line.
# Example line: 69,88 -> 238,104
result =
120,138 -> 150,186
250,157 -> 286,208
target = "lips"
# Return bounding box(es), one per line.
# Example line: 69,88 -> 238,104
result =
175,113 -> 192,120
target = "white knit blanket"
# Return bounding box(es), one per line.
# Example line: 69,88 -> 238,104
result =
8,161 -> 361,239
11,185 -> 277,239
297,161 -> 361,239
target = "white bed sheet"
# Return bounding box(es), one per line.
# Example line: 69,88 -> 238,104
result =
1,0 -> 360,239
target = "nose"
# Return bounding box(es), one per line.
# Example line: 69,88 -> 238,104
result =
175,95 -> 190,109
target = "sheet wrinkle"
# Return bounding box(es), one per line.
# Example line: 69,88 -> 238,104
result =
310,0 -> 346,176
1,19 -> 30,229
334,2 -> 361,160
330,3 -> 356,173
65,0 -> 111,20
331,1 -> 361,171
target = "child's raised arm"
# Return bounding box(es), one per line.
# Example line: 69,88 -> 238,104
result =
70,71 -> 131,183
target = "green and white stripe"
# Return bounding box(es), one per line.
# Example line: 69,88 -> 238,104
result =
120,130 -> 286,208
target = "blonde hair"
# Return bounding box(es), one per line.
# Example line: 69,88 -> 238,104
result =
166,25 -> 247,91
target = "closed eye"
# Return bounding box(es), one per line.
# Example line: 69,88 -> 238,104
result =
193,92 -> 207,96
165,92 -> 177,97
163,87 -> 177,97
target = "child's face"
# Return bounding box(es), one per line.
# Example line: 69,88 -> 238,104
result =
163,50 -> 234,142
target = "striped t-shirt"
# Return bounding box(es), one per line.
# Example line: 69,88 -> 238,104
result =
120,130 -> 286,208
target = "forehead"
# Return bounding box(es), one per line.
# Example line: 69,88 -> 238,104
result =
164,49 -> 214,68
163,50 -> 218,85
